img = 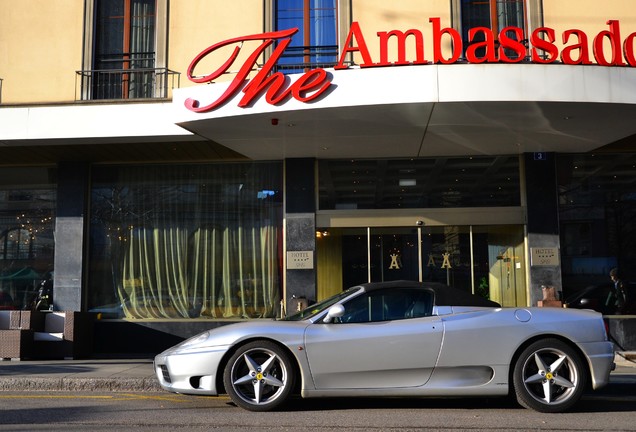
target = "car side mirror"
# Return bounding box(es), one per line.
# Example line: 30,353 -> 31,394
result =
323,304 -> 345,323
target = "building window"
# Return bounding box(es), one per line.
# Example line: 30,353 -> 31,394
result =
93,0 -> 156,99
88,163 -> 283,320
78,0 -> 176,100
318,156 -> 520,210
274,0 -> 338,73
558,153 -> 636,315
456,0 -> 527,60
0,168 -> 56,311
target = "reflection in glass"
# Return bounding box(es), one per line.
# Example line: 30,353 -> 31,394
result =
0,167 -> 56,310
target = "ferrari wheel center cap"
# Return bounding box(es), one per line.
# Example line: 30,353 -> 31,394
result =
545,372 -> 554,380
256,372 -> 264,380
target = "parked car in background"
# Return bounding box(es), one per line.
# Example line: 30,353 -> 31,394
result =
155,280 -> 614,413
565,282 -> 636,315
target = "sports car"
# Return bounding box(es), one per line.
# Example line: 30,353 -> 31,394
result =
154,280 -> 615,413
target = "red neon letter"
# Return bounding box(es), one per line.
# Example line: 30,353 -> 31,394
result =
335,22 -> 375,69
465,27 -> 497,63
430,17 -> 462,64
624,32 -> 636,66
561,29 -> 592,65
593,20 -> 626,66
289,68 -> 331,102
531,27 -> 559,63
498,26 -> 526,63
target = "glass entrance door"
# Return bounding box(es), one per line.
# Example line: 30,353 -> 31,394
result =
369,227 -> 420,283
316,224 -> 527,306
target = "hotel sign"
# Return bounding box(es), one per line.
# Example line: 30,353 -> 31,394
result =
531,247 -> 560,266
286,251 -> 314,270
186,19 -> 636,113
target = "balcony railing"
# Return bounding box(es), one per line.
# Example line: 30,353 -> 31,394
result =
75,68 -> 180,101
272,44 -> 343,73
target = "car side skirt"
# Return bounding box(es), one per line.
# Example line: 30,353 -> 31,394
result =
301,365 -> 509,398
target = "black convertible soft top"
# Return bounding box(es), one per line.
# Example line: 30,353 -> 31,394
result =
358,280 -> 501,308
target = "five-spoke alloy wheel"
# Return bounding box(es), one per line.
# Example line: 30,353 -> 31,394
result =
223,340 -> 295,411
513,338 -> 587,413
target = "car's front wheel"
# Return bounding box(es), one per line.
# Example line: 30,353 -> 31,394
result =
223,340 -> 295,411
513,338 -> 587,413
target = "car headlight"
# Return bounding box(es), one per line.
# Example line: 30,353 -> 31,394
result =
179,331 -> 210,348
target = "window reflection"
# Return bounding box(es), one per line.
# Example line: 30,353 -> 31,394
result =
0,168 -> 56,311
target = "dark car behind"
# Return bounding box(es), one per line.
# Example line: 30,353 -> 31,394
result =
565,282 -> 636,315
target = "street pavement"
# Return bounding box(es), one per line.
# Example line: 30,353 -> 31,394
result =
0,352 -> 634,393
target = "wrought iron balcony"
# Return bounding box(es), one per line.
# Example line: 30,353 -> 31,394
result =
272,45 -> 342,74
75,68 -> 180,101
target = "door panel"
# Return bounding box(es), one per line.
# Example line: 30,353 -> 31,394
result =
304,316 -> 443,389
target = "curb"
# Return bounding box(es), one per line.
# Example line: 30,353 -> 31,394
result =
621,352 -> 636,361
0,377 -> 162,392
616,352 -> 636,366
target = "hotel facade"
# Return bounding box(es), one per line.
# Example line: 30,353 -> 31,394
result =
1,0 -> 635,354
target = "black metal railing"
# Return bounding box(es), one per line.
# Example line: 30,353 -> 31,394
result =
75,68 -> 180,101
272,44 -> 341,73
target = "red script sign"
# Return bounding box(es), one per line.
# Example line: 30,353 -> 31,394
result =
185,28 -> 331,113
186,19 -> 636,113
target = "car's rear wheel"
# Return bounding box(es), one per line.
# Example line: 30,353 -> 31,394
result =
223,340 -> 295,411
513,338 -> 587,413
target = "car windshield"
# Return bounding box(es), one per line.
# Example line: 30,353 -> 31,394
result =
282,286 -> 362,321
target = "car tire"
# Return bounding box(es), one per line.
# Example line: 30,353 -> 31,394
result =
223,340 -> 295,411
513,338 -> 587,413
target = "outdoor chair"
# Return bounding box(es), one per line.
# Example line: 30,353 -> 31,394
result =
31,311 -> 94,359
0,310 -> 34,360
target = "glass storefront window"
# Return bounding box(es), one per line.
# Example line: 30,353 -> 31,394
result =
88,162 -> 283,320
318,156 -> 520,210
0,167 -> 56,310
558,153 -> 636,314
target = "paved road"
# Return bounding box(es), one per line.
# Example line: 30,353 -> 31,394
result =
0,355 -> 633,431
0,377 -> 634,432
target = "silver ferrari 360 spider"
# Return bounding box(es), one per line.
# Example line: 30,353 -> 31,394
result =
154,280 -> 615,413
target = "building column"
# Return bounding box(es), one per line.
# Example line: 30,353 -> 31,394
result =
523,153 -> 563,306
284,158 -> 316,314
53,162 -> 90,312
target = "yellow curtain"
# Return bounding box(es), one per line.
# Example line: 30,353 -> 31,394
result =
119,224 -> 279,319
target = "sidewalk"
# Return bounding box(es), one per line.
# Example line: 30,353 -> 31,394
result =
0,352 -> 634,393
